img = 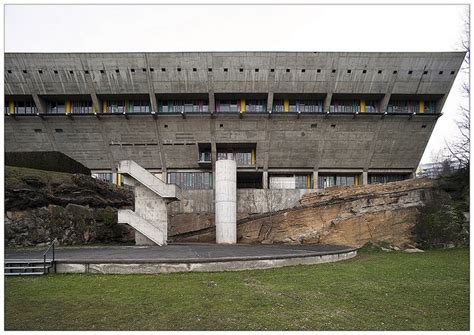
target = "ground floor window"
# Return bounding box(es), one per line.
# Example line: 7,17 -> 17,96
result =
92,172 -> 113,183
167,172 -> 213,189
368,174 -> 409,184
269,174 -> 312,189
318,174 -> 359,189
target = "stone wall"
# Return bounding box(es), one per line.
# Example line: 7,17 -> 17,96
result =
5,166 -> 134,247
5,205 -> 134,247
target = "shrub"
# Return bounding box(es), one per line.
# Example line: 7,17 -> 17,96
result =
414,192 -> 468,248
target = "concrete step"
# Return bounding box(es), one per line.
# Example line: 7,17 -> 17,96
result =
5,259 -> 53,264
5,266 -> 49,270
118,209 -> 166,246
5,272 -> 45,276
118,160 -> 181,200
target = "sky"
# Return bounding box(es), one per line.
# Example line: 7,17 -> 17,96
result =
4,4 -> 469,165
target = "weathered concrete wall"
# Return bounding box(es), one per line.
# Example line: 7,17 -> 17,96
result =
5,52 -> 465,96
3,52 -> 465,175
167,188 -> 312,236
4,115 -> 439,171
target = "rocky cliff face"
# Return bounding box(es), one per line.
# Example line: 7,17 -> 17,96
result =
171,178 -> 435,247
5,166 -> 134,247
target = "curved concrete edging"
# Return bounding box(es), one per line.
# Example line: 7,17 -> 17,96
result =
54,249 -> 358,274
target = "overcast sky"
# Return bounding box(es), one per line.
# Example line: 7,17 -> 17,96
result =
4,4 -> 469,165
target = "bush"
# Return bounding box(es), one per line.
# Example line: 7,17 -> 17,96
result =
414,193 -> 469,248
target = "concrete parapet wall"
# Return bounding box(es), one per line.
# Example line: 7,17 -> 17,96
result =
54,250 -> 357,274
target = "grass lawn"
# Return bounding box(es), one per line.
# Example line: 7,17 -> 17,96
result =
4,248 -> 469,331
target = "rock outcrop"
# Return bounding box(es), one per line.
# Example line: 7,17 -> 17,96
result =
5,166 -> 134,247
171,178 -> 436,247
5,168 -> 132,211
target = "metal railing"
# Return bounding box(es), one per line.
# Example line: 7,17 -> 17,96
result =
42,242 -> 55,274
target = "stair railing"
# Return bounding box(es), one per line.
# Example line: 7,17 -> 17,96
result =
42,242 -> 55,274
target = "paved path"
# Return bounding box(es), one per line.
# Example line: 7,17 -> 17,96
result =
5,243 -> 355,263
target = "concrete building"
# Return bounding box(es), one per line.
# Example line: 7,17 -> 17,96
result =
3,52 -> 465,237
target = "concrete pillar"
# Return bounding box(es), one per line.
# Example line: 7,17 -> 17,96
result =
323,93 -> 332,113
362,171 -> 368,185
32,94 -> 46,114
267,92 -> 274,112
209,91 -> 215,113
215,160 -> 237,244
313,170 -> 319,189
262,170 -> 268,189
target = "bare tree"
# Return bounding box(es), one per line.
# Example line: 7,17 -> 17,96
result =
447,9 -> 470,169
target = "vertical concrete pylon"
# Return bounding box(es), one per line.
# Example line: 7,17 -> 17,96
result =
215,160 -> 237,244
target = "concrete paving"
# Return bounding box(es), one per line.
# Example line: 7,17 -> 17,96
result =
5,243 -> 355,263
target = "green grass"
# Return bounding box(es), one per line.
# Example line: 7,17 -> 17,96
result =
5,165 -> 72,187
4,249 -> 469,331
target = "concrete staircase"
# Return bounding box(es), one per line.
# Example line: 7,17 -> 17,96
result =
5,259 -> 54,276
118,209 -> 166,246
117,160 -> 181,246
117,160 -> 181,200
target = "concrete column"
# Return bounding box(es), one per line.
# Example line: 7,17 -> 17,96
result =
362,171 -> 368,185
313,170 -> 319,189
215,160 -> 237,244
209,91 -> 215,113
323,93 -> 332,113
267,92 -> 274,112
262,170 -> 268,189
380,93 -> 391,113
32,94 -> 46,114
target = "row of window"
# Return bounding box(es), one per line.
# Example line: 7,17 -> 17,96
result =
273,100 -> 324,113
161,100 -> 208,113
92,170 -> 409,190
367,174 -> 407,184
4,100 -> 437,115
318,175 -> 358,189
4,101 -> 37,114
7,68 -> 457,76
167,172 -> 213,190
269,174 -> 312,189
387,101 -> 436,114
217,151 -> 255,166
216,100 -> 267,113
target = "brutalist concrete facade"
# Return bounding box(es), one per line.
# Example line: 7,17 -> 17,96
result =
4,52 -> 465,191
